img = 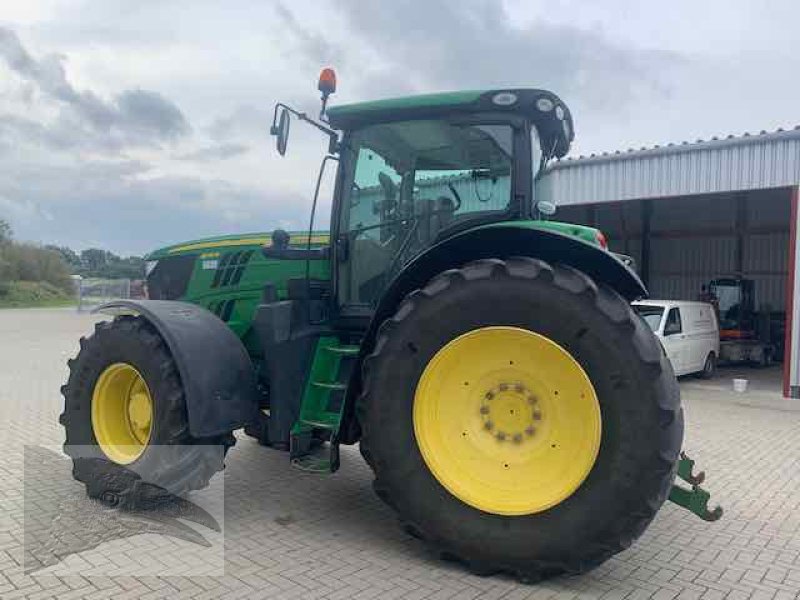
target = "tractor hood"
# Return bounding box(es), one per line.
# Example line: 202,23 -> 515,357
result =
146,231 -> 331,259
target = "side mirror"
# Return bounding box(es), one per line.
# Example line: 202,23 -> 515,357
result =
537,201 -> 557,216
271,108 -> 290,156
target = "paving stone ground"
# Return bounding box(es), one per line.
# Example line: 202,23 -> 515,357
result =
1,308 -> 799,599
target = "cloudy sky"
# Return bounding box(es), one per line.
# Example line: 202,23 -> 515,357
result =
1,1 -> 798,255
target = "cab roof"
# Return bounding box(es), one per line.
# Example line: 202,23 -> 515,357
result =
326,88 -> 575,158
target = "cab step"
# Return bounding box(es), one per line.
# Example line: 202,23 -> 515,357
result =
289,336 -> 359,473
311,381 -> 347,391
322,345 -> 360,356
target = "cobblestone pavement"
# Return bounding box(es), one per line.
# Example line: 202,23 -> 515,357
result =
1,308 -> 799,599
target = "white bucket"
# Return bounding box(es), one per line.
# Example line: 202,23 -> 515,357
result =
733,378 -> 748,393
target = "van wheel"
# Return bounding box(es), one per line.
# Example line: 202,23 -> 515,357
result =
699,353 -> 716,379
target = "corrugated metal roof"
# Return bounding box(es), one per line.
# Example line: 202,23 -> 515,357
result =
537,126 -> 800,206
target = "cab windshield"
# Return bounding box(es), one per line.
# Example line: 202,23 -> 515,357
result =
338,119 -> 514,307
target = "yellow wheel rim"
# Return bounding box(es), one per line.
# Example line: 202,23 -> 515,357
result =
91,362 -> 153,465
413,326 -> 602,516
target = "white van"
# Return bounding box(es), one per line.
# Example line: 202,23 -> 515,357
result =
632,300 -> 720,378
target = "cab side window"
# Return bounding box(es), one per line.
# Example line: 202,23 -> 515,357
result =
664,308 -> 682,335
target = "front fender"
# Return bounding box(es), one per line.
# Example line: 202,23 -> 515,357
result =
95,299 -> 259,437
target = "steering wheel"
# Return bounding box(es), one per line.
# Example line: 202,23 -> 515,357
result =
374,172 -> 398,215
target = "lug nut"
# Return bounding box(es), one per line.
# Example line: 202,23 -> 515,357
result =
512,433 -> 523,444
496,432 -> 506,441
480,405 -> 489,415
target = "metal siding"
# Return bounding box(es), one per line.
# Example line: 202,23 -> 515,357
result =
650,194 -> 736,232
648,236 -> 736,301
539,130 -> 800,206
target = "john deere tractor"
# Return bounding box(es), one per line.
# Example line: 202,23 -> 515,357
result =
61,70 -> 719,580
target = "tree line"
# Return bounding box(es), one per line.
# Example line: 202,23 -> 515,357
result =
0,219 -> 145,295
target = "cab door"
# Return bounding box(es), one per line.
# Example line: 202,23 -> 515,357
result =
334,118 -> 517,317
661,307 -> 687,375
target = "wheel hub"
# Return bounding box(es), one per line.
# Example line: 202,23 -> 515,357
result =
480,382 -> 541,444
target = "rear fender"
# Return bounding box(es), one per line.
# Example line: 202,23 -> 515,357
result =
96,299 -> 259,437
338,224 -> 646,443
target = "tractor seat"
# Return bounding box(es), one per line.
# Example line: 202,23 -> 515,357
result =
416,196 -> 456,246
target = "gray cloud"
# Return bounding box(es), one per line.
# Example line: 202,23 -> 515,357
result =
329,0 -> 675,111
0,27 -> 189,146
175,143 -> 250,162
207,105 -> 270,142
3,1 -> 800,255
115,89 -> 190,140
273,2 -> 344,68
0,156 -> 308,255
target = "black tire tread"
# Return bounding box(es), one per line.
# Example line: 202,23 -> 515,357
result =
358,257 -> 682,581
60,316 -> 234,501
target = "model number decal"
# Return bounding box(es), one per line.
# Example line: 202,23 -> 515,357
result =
202,260 -> 219,270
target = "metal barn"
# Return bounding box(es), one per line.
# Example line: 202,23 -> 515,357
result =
537,128 -> 800,398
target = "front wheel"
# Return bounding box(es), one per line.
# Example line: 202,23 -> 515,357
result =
699,352 -> 716,379
60,316 -> 234,505
358,258 -> 683,580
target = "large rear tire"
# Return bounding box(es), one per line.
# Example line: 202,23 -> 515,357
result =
60,316 -> 234,505
358,258 -> 682,580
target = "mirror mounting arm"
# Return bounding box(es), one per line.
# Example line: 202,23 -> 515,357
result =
270,102 -> 339,153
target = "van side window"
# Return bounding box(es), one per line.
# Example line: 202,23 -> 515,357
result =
664,308 -> 682,335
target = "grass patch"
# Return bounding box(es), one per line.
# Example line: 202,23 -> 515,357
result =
0,281 -> 75,308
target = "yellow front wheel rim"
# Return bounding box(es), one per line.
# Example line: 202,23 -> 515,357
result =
413,326 -> 602,516
91,362 -> 153,465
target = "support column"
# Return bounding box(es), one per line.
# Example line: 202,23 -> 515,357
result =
784,187 -> 799,398
641,200 -> 652,288
735,193 -> 747,275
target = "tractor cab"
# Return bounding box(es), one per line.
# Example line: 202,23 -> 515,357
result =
267,76 -> 605,319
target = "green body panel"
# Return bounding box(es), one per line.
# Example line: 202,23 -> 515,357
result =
147,231 -> 330,341
149,222 -> 600,335
481,219 -> 602,246
146,221 -> 601,341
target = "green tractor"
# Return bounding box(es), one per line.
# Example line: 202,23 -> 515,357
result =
61,70 -> 719,580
